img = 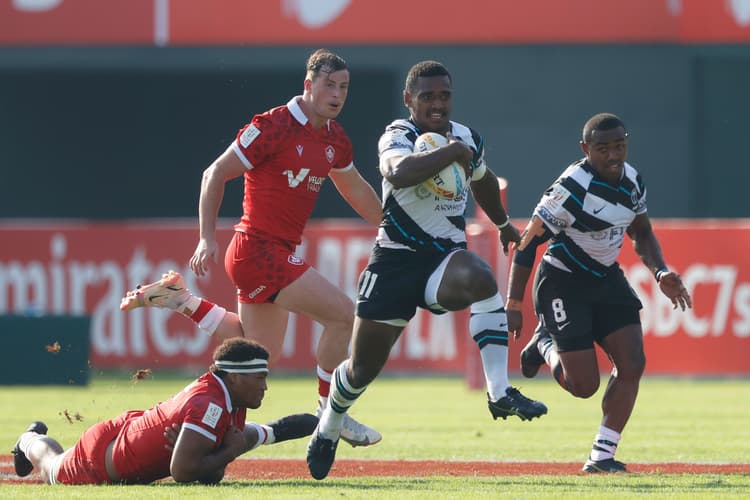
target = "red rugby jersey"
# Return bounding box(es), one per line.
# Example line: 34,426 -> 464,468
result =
231,96 -> 354,245
111,372 -> 246,484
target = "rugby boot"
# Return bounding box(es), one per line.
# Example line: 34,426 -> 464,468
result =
520,324 -> 551,378
316,405 -> 382,447
12,421 -> 48,477
306,429 -> 339,480
267,413 -> 319,443
488,387 -> 548,421
583,457 -> 628,473
120,270 -> 190,311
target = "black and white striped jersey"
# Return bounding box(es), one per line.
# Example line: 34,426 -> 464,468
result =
375,118 -> 487,254
534,159 -> 647,278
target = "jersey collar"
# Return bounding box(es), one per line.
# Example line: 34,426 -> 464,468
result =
210,372 -> 233,413
287,96 -> 331,131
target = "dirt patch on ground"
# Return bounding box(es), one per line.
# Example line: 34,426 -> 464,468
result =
2,456 -> 749,483
223,459 -> 750,479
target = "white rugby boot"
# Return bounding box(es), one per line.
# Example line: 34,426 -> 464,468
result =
316,403 -> 382,447
120,270 -> 190,311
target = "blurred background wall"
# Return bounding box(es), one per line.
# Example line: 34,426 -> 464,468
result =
1,0 -> 749,376
1,0 -> 749,220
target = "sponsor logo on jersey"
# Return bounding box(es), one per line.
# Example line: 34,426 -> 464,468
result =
201,402 -> 223,428
383,138 -> 413,152
296,145 -> 304,157
283,168 -> 311,188
543,184 -> 570,211
240,124 -> 261,148
308,175 -> 325,192
414,184 -> 433,199
538,206 -> 566,228
591,226 -> 626,241
325,145 -> 335,164
288,254 -> 304,265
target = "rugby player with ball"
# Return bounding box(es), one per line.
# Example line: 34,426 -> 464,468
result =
307,60 -> 547,480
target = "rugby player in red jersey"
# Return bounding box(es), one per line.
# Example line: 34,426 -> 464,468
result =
120,49 -> 382,447
11,338 -> 317,484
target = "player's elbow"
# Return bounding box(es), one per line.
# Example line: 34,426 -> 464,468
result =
197,468 -> 225,485
171,467 -> 197,483
170,462 -> 202,483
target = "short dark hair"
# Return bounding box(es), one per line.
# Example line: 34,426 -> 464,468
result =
306,48 -> 348,80
404,60 -> 452,93
582,113 -> 626,144
210,338 -> 269,377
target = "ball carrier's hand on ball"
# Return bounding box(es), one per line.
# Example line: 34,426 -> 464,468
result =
445,131 -> 473,180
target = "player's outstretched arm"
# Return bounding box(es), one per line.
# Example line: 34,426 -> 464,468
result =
627,214 -> 692,311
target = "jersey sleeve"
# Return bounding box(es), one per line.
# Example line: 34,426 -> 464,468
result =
378,126 -> 413,162
332,129 -> 354,171
634,172 -> 648,215
181,395 -> 231,444
533,182 -> 574,235
232,114 -> 280,170
470,149 -> 487,181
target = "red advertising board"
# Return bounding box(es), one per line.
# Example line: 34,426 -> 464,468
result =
167,0 -> 677,45
0,218 -> 747,376
681,0 -> 750,42
2,0 -> 749,46
504,219 -> 750,377
0,0 -> 154,45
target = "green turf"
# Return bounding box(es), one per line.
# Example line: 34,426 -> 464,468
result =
2,374 -> 749,498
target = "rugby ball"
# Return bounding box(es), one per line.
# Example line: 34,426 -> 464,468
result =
414,132 -> 467,200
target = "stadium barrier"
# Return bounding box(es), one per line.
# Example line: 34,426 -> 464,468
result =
0,218 -> 748,379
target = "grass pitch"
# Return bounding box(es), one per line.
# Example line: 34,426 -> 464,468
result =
1,374 -> 748,498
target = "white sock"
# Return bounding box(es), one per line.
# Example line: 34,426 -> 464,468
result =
320,359 -> 367,440
245,422 -> 275,450
470,294 -> 510,401
589,425 -> 621,461
19,431 -> 44,457
197,305 -> 226,335
539,336 -> 555,365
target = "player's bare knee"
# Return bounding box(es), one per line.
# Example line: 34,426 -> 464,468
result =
321,316 -> 354,342
567,377 -> 600,398
441,268 -> 496,308
618,353 -> 646,381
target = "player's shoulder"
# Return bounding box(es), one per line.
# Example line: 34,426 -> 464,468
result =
554,158 -> 587,182
188,372 -> 222,395
450,120 -> 481,141
326,119 -> 352,143
253,104 -> 293,129
383,118 -> 418,135
550,159 -> 590,196
379,119 -> 417,154
255,106 -> 294,124
623,161 -> 641,180
184,374 -> 229,407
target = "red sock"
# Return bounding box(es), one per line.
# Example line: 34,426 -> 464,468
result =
189,299 -> 214,323
317,366 -> 332,399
